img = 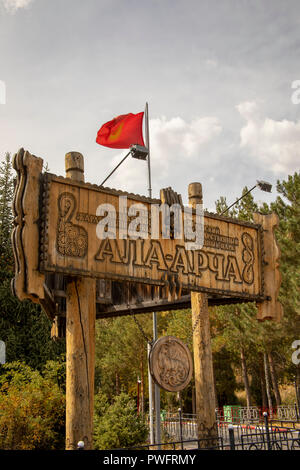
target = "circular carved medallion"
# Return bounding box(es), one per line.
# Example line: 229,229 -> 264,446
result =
149,336 -> 193,392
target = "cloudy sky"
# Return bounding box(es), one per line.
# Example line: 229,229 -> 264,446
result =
0,0 -> 299,210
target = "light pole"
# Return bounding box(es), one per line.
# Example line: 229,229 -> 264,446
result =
137,377 -> 141,415
220,180 -> 272,215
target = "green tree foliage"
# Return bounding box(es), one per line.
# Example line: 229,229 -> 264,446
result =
270,173 -> 300,401
0,361 -> 65,450
95,314 -> 152,399
0,152 -> 65,370
213,348 -> 239,406
164,309 -> 193,349
93,391 -> 148,449
213,176 -> 300,406
0,153 -> 14,279
0,285 -> 64,370
271,173 -> 300,333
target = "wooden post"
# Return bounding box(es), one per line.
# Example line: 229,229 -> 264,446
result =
188,182 -> 217,445
65,152 -> 96,450
253,212 -> 283,322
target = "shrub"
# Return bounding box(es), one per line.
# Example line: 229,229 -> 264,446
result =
0,361 -> 65,450
93,392 -> 148,449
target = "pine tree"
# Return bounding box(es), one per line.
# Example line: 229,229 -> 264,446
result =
0,153 -> 14,278
270,173 -> 300,406
214,175 -> 300,408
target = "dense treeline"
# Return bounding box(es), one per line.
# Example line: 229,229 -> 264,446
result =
0,152 -> 299,448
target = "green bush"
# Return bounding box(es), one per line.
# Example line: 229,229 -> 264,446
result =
0,361 -> 65,450
93,392 -> 148,449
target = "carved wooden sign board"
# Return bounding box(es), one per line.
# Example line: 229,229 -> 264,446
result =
39,177 -> 264,301
11,149 -> 283,322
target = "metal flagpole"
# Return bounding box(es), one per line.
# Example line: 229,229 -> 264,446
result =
145,103 -> 155,445
144,102 -> 161,446
153,308 -> 161,447
145,102 -> 152,199
147,342 -> 154,445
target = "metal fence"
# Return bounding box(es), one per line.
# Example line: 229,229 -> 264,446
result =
143,407 -> 300,450
133,413 -> 300,450
216,404 -> 300,423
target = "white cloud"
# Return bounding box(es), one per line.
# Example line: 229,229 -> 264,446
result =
236,101 -> 259,121
101,115 -> 222,197
2,0 -> 35,13
150,115 -> 222,160
237,101 -> 300,174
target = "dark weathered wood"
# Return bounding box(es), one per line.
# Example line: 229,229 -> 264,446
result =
11,149 -> 45,302
253,212 -> 283,321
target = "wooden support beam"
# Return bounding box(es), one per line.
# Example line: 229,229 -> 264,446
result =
253,212 -> 283,322
65,276 -> 96,449
189,182 -> 218,446
65,152 -> 96,450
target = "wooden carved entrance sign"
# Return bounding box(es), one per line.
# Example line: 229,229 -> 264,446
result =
10,148 -> 283,451
11,148 -> 282,322
39,174 -> 263,302
149,336 -> 193,392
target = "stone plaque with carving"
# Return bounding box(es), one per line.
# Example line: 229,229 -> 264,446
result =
149,336 -> 193,392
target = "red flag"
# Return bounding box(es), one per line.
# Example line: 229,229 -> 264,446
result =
96,112 -> 145,149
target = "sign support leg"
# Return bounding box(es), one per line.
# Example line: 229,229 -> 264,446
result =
188,182 -> 218,446
66,277 -> 96,449
65,152 -> 96,450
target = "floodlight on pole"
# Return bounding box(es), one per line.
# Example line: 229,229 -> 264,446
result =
130,144 -> 149,160
100,144 -> 149,187
220,179 -> 272,216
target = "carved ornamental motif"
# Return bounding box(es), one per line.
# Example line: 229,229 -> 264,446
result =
149,336 -> 193,392
241,232 -> 254,284
56,192 -> 88,258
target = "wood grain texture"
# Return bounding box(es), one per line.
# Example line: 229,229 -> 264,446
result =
39,174 -> 263,301
65,277 -> 95,450
253,212 -> 283,321
64,152 -> 96,451
191,293 -> 218,443
189,183 -> 218,444
11,148 -> 45,303
149,336 -> 193,392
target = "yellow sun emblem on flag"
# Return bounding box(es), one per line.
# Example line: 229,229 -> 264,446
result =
108,121 -> 125,142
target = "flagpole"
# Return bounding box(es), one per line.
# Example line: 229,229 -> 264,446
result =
145,102 -> 154,445
145,102 -> 152,199
145,102 -> 161,447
